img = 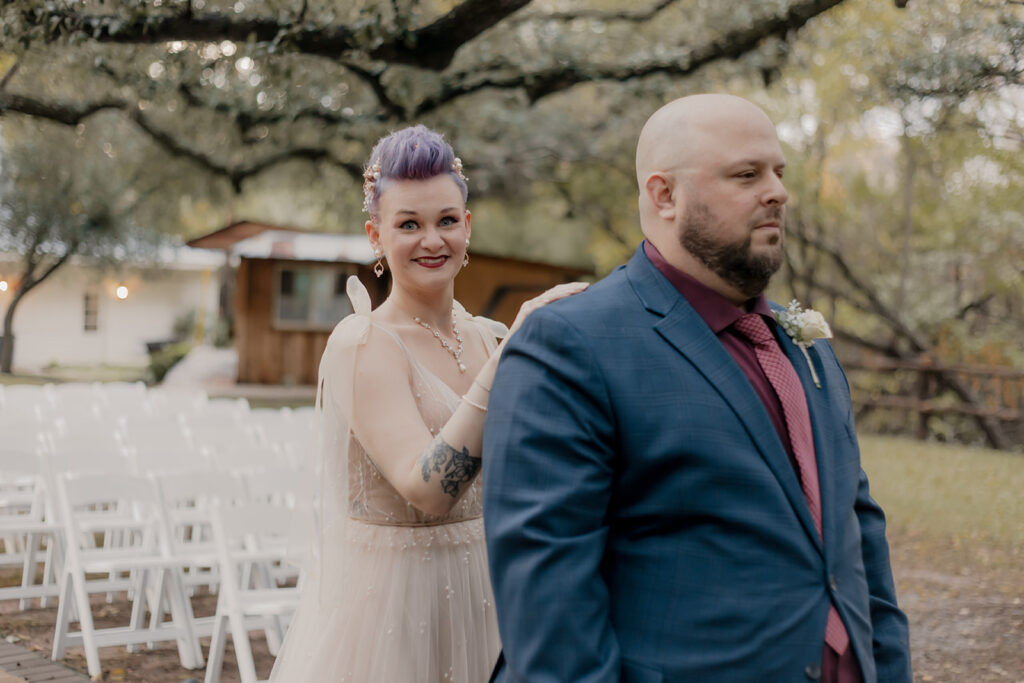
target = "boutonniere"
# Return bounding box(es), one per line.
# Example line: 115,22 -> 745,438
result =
775,300 -> 833,389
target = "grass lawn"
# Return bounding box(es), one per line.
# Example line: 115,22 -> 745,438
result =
0,365 -> 147,385
860,435 -> 1023,571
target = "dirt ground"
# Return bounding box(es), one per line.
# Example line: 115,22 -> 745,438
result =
1,528 -> 1022,682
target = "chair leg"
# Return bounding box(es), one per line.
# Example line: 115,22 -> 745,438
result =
20,531 -> 37,610
146,569 -> 168,646
39,535 -> 57,608
164,568 -> 204,669
203,610 -> 228,683
69,569 -> 103,677
229,605 -> 259,683
252,561 -> 284,655
126,568 -> 150,653
51,571 -> 74,661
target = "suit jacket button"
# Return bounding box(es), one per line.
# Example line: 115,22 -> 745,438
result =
829,574 -> 839,592
805,663 -> 822,680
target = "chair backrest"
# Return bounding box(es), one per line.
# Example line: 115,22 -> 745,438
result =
242,468 -> 313,507
48,432 -> 131,477
214,501 -> 294,543
155,471 -> 247,508
210,443 -> 291,475
146,388 -> 208,416
154,470 -> 248,554
0,445 -> 49,520
121,416 -> 209,475
57,473 -> 167,555
1,383 -> 56,410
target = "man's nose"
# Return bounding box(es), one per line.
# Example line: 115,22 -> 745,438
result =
764,174 -> 788,206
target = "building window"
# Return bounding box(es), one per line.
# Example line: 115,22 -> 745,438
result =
83,292 -> 98,332
274,265 -> 355,331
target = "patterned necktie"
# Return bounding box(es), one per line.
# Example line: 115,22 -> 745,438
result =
732,313 -> 849,656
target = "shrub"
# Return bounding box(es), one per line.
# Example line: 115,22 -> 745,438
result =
146,342 -> 192,384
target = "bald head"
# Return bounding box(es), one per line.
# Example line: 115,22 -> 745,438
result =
633,94 -> 789,304
635,94 -> 778,189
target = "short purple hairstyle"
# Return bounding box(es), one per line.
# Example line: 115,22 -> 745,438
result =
364,124 -> 468,215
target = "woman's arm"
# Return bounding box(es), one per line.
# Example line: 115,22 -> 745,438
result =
351,282 -> 586,517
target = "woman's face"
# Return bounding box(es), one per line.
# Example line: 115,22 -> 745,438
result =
366,174 -> 471,294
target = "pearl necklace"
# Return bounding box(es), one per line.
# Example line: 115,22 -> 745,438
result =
413,312 -> 466,373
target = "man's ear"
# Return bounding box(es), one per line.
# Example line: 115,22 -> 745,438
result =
644,172 -> 678,221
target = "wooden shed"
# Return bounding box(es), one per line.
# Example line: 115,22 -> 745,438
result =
188,222 -> 590,386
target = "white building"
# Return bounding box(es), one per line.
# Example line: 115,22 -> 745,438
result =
0,247 -> 223,371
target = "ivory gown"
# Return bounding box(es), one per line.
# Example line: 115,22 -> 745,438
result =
270,277 -> 502,682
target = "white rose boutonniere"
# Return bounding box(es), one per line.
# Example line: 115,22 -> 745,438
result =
775,300 -> 833,388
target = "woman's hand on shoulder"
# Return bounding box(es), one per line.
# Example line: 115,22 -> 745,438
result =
506,281 -> 589,338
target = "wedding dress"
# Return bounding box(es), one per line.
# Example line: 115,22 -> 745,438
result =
270,277 -> 502,682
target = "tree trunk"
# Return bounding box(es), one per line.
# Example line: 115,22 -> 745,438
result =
0,249 -> 75,373
1,294 -> 20,373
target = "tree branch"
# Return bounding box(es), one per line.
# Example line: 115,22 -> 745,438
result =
0,60 -> 20,90
0,91 -> 125,125
340,60 -> 404,119
0,90 -> 361,190
511,0 -> 681,24
373,0 -> 532,71
414,0 -> 847,114
26,246 -> 77,294
17,0 -> 531,71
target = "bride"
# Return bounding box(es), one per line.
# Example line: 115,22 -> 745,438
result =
269,124 -> 586,682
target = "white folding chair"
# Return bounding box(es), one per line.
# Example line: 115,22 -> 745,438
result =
147,388 -> 208,416
1,383 -> 57,409
51,472 -> 204,677
0,385 -> 56,424
145,471 -> 250,644
48,432 -> 132,477
0,433 -> 62,608
97,381 -> 148,410
209,443 -> 291,476
250,408 -> 312,470
154,470 -> 248,591
203,501 -> 301,683
123,418 -> 210,475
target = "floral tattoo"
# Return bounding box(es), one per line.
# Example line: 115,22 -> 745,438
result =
420,437 -> 481,498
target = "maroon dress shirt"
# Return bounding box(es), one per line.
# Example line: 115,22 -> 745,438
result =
643,241 -> 862,683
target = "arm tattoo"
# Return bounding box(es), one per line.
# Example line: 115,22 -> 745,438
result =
419,437 -> 482,498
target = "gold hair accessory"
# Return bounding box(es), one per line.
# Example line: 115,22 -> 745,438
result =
363,158 -> 468,214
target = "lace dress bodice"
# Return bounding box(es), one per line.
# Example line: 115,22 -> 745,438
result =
347,336 -> 483,526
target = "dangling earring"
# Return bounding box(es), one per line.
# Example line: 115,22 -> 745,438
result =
374,247 -> 385,278
462,239 -> 470,267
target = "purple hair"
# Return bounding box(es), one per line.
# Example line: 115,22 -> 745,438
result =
364,124 -> 468,215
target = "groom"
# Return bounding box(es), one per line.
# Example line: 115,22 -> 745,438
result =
482,94 -> 911,682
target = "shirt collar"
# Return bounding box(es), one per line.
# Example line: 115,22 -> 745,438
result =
643,240 -> 774,333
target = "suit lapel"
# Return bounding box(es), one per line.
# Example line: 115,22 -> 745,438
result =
777,329 -> 837,552
626,250 -> 823,552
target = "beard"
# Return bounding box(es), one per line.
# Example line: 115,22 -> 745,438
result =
678,200 -> 784,300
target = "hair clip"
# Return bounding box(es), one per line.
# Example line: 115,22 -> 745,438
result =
452,157 -> 468,183
362,162 -> 381,213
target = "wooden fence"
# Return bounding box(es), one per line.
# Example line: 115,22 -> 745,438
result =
840,357 -> 1024,452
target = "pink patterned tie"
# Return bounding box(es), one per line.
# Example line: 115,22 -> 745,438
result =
733,313 -> 849,656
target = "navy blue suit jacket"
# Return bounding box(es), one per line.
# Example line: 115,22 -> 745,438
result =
482,246 -> 911,682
